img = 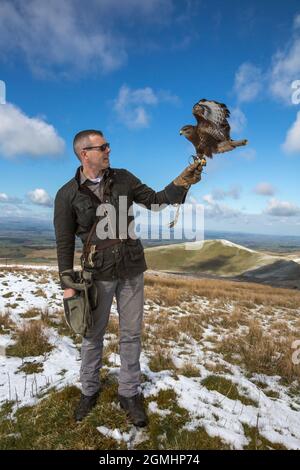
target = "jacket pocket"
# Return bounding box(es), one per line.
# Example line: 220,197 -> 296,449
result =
127,239 -> 144,261
92,250 -> 104,268
75,201 -> 95,228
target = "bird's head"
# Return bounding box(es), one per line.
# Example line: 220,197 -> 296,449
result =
179,125 -> 195,138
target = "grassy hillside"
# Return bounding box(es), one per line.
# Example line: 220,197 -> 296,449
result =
145,240 -> 277,276
1,268 -> 300,449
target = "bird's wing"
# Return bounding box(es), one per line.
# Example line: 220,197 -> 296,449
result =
194,99 -> 231,139
202,123 -> 225,142
197,129 -> 219,157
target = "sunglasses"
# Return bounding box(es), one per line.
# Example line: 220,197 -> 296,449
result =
83,142 -> 110,152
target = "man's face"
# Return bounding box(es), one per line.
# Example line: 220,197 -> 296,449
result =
81,134 -> 110,171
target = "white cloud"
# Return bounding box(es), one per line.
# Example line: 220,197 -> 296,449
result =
0,103 -> 65,158
229,107 -> 247,134
282,111 -> 300,154
254,182 -> 276,196
233,62 -> 263,103
264,198 -> 300,217
113,84 -> 179,129
232,15 -> 300,106
0,0 -> 183,78
0,193 -> 21,203
202,193 -> 241,219
0,0 -> 128,77
0,193 -> 9,202
211,186 -> 241,200
203,194 -> 214,205
269,14 -> 300,104
27,189 -> 53,207
294,14 -> 300,29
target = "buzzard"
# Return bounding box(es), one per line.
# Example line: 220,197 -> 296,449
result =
168,99 -> 248,228
180,99 -> 248,165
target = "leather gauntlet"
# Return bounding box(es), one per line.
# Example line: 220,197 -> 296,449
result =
173,161 -> 203,190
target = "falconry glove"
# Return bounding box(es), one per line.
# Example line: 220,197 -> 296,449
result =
173,161 -> 203,190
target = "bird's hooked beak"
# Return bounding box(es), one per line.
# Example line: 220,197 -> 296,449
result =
179,129 -> 183,135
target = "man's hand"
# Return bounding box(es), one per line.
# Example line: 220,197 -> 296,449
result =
173,161 -> 203,190
63,288 -> 77,299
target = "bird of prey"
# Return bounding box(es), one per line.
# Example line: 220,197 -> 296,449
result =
180,99 -> 248,165
168,99 -> 248,228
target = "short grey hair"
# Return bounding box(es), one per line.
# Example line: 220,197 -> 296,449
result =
73,129 -> 104,161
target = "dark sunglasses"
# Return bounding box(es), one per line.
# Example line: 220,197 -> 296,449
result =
83,142 -> 110,152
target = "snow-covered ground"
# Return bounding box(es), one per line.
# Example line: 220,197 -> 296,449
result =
1,266 -> 300,450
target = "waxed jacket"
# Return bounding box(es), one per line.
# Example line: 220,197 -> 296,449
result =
54,166 -> 187,287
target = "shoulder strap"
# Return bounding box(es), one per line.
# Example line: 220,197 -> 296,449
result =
82,173 -> 115,255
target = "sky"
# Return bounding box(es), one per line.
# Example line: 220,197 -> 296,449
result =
0,0 -> 300,236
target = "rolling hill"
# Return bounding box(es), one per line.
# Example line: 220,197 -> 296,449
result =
145,239 -> 300,288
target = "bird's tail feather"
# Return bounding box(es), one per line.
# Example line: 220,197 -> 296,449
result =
216,139 -> 248,154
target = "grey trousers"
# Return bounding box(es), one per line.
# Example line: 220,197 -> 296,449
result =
80,273 -> 144,398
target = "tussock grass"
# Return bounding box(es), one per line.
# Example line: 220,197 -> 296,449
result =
106,316 -> 119,335
0,385 -> 127,450
141,388 -> 230,450
5,303 -> 19,309
243,423 -> 287,450
2,292 -> 13,299
0,382 -> 233,450
17,361 -> 44,375
202,375 -> 258,407
217,320 -> 300,384
0,312 -> 15,334
33,288 -> 47,299
6,321 -> 53,358
177,315 -> 204,341
176,363 -> 200,377
145,275 -> 300,309
41,309 -> 82,344
149,312 -> 181,343
148,348 -> 176,373
20,308 -> 41,319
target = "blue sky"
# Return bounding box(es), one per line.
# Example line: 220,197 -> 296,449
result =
0,0 -> 300,235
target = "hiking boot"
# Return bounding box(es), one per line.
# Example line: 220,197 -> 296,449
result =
118,393 -> 148,427
74,391 -> 99,422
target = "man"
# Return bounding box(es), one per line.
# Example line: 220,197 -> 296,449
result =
54,129 -> 202,426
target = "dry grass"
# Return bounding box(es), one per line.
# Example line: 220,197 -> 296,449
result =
106,316 -> 119,335
6,321 -> 53,358
148,347 -> 176,373
33,288 -> 47,299
20,308 -> 41,319
176,363 -> 200,377
0,313 -> 15,334
145,274 -> 300,309
2,292 -> 13,299
177,314 -> 204,341
217,320 -> 300,383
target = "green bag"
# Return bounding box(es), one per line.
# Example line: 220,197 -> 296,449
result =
61,270 -> 98,336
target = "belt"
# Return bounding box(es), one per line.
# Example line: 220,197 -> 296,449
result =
93,239 -> 122,251
84,238 -> 121,255
83,239 -> 122,267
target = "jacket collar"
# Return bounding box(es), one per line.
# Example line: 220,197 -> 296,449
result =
74,165 -> 113,188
